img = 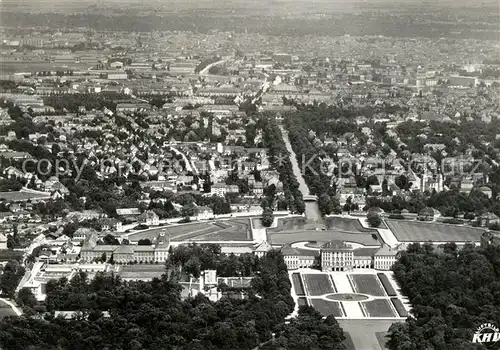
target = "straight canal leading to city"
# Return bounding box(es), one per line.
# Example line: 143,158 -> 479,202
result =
280,127 -> 324,225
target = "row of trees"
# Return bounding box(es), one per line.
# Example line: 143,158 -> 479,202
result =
260,116 -> 305,214
364,188 -> 500,218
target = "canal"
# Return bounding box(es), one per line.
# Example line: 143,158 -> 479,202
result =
280,127 -> 324,224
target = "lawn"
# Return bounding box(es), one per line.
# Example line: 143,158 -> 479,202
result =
362,299 -> 396,317
377,273 -> 397,297
310,299 -> 344,317
128,219 -> 253,243
191,219 -> 252,241
268,217 -> 307,232
386,219 -> 485,242
391,298 -> 409,317
343,332 -> 356,350
302,274 -> 335,296
292,273 -> 305,296
350,274 -> 386,297
118,264 -> 165,280
324,217 -> 384,231
127,223 -> 209,242
297,297 -> 308,307
0,301 -> 17,319
120,265 -> 166,272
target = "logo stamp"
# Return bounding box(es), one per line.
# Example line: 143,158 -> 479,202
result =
472,323 -> 500,348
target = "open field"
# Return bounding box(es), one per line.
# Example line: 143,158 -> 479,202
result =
302,274 -> 335,296
386,219 -> 485,242
268,216 -> 307,232
362,299 -> 396,317
0,301 -> 18,318
310,299 -> 344,317
292,273 -> 305,296
191,218 -> 252,241
297,297 -> 308,307
351,274 -> 386,297
325,217 -> 385,231
117,264 -> 165,280
0,190 -> 50,202
128,218 -> 252,242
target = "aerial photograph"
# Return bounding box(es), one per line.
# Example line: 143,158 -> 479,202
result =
0,0 -> 499,349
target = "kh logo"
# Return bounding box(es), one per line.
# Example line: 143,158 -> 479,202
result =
472,323 -> 500,347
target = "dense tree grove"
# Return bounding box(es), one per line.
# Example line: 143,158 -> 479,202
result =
262,305 -> 346,350
386,243 -> 500,350
167,244 -> 263,279
0,250 -> 321,350
364,189 -> 500,218
0,260 -> 25,298
261,207 -> 274,227
367,212 -> 382,227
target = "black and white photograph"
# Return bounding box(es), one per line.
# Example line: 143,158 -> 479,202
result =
0,0 -> 499,349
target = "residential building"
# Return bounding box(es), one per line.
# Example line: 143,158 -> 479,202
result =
197,206 -> 214,220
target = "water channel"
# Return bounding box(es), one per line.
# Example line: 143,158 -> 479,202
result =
280,127 -> 324,225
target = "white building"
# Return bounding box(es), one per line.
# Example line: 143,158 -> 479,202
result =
0,233 -> 7,250
373,245 -> 399,270
320,241 -> 355,272
16,262 -> 107,301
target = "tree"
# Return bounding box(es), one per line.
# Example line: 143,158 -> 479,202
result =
17,287 -> 37,308
101,234 -> 119,245
181,203 -> 196,217
269,305 -> 346,349
395,174 -> 410,191
318,193 -> 334,216
138,239 -> 152,246
367,212 -> 382,228
261,208 -> 274,227
0,260 -> 25,297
